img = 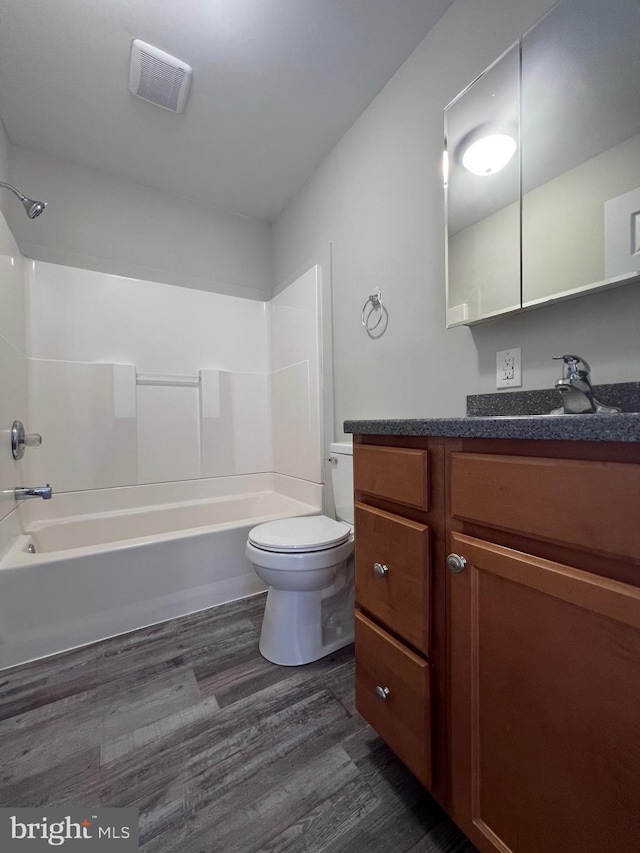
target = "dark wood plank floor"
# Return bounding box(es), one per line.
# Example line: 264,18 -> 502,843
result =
0,593 -> 478,853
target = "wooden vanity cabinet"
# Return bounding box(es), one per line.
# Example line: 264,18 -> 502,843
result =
353,436 -> 447,798
447,438 -> 640,853
353,433 -> 640,853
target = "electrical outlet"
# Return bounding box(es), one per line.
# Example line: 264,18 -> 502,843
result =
496,348 -> 522,388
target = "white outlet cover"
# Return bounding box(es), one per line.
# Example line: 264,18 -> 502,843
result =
497,348 -> 522,388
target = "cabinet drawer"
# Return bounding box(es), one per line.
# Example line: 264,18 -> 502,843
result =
450,453 -> 640,563
355,503 -> 431,654
355,610 -> 432,788
355,445 -> 429,510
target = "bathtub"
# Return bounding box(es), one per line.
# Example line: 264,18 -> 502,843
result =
0,474 -> 321,670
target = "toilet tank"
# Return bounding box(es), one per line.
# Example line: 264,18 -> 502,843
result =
329,439 -> 354,525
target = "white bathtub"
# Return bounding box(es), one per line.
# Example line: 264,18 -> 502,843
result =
0,474 -> 321,670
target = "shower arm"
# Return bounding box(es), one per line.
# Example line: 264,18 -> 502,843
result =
0,180 -> 28,202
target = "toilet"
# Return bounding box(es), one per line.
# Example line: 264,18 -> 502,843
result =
245,441 -> 354,665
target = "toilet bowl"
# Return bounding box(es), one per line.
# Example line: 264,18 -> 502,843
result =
245,440 -> 354,666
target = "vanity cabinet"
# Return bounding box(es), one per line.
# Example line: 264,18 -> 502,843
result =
353,433 -> 640,853
447,439 -> 640,853
353,438 -> 447,796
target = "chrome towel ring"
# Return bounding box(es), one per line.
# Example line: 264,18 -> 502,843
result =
361,291 -> 388,339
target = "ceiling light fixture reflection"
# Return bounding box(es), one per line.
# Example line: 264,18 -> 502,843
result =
462,132 -> 516,176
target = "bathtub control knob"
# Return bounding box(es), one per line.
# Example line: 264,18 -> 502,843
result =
11,421 -> 43,460
373,562 -> 389,578
375,685 -> 390,701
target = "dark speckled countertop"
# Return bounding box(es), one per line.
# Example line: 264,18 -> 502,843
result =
344,382 -> 640,442
344,413 -> 640,442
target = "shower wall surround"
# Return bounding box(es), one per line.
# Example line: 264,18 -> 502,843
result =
23,261 -> 322,493
269,268 -> 322,484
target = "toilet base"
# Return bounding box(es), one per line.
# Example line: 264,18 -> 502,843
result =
259,585 -> 354,666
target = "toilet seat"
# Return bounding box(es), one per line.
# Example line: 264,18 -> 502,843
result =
248,515 -> 351,554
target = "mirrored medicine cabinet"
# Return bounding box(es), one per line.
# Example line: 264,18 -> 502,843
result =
444,0 -> 640,327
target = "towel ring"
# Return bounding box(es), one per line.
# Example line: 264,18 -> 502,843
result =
361,292 -> 388,339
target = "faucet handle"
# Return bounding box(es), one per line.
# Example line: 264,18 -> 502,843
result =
553,354 -> 591,379
11,420 -> 43,460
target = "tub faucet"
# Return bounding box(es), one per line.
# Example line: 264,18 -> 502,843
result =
552,355 -> 620,414
14,484 -> 52,501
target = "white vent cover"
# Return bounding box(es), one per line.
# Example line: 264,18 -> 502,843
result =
129,39 -> 192,113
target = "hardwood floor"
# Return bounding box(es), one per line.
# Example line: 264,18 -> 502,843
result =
0,594 -> 477,853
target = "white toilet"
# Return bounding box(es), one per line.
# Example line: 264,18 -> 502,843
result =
245,441 -> 354,665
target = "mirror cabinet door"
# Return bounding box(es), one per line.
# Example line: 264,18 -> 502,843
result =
521,0 -> 640,308
445,43 -> 520,327
444,0 -> 640,327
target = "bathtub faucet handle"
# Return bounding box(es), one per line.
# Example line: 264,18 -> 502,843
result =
14,484 -> 52,501
11,420 -> 43,460
23,433 -> 42,447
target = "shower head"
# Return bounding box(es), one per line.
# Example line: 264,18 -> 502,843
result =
0,181 -> 47,219
23,197 -> 46,219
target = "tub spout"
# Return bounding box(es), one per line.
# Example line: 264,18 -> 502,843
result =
14,484 -> 52,501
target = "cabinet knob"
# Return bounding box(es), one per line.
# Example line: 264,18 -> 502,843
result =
447,553 -> 467,573
375,685 -> 390,701
373,562 -> 389,578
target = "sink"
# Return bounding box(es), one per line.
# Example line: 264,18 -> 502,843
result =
479,411 -> 625,420
482,414 -> 563,419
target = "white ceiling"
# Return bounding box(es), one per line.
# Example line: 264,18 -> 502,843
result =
0,0 -> 455,222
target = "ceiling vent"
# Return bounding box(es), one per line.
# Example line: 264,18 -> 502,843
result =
129,39 -> 192,113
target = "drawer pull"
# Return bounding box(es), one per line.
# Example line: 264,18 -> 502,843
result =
375,685 -> 391,701
373,562 -> 389,578
447,553 -> 467,574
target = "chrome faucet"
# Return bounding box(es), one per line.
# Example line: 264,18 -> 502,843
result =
14,484 -> 53,501
552,355 -> 620,414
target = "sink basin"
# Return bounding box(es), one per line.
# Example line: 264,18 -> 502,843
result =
483,414 -> 563,419
480,411 -> 625,420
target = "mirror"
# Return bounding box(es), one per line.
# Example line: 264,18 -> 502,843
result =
445,43 -> 520,325
521,0 -> 640,306
444,0 -> 640,327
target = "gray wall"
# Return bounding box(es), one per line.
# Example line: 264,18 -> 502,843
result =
0,119 -> 28,523
0,118 -> 9,219
273,0 -> 640,436
8,147 -> 272,300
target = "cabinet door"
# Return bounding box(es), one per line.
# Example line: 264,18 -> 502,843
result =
355,503 -> 431,654
449,531 -> 640,853
355,611 -> 432,788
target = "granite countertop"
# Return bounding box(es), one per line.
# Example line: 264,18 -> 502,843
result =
344,413 -> 640,442
344,382 -> 640,443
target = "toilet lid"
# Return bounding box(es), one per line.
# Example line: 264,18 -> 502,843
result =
248,516 -> 351,553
